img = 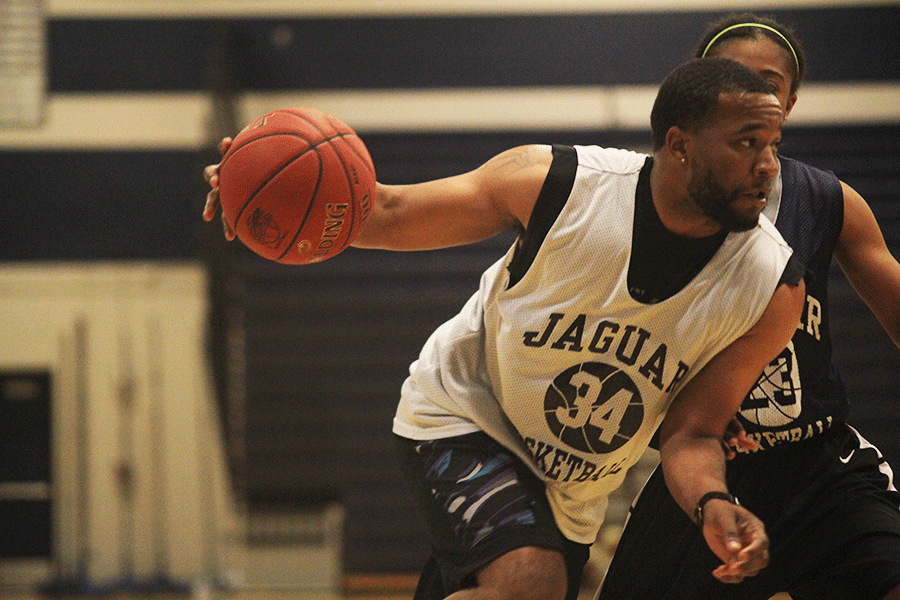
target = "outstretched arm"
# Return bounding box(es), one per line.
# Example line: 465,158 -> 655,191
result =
834,181 -> 900,350
658,277 -> 806,583
353,145 -> 551,250
203,137 -> 553,252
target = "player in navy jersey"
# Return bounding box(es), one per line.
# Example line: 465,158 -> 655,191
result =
595,14 -> 900,600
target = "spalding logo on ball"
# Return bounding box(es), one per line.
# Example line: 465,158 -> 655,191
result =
217,107 -> 375,264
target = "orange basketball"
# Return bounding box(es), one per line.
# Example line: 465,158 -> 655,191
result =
217,107 -> 375,264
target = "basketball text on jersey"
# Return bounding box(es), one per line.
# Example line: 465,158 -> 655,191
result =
736,416 -> 834,453
523,436 -> 629,482
797,293 -> 822,340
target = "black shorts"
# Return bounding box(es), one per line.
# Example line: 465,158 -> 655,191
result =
596,424 -> 900,600
395,431 -> 591,600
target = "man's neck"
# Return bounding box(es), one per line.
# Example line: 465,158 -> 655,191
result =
648,160 -> 723,239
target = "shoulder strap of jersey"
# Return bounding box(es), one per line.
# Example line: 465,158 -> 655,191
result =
507,144 -> 578,287
780,252 -> 806,286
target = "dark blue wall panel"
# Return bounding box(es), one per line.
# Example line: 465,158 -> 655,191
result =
0,151 -> 206,260
48,6 -> 900,92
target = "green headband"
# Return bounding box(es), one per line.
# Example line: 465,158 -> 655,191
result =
702,23 -> 800,75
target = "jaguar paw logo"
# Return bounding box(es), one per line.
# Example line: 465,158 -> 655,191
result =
544,362 -> 643,454
247,207 -> 287,249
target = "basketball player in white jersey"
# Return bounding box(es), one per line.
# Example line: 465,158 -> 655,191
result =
203,58 -> 806,600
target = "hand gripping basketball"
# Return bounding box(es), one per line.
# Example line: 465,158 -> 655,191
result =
216,107 -> 375,264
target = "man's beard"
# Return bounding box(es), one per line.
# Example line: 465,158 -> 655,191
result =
688,169 -> 761,232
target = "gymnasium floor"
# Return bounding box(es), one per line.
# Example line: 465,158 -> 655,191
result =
0,587 -> 792,600
0,593 -> 577,600
0,592 -> 794,600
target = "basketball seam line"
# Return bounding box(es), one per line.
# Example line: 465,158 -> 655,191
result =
275,130 -> 355,261
226,132 -> 350,259
299,116 -> 372,256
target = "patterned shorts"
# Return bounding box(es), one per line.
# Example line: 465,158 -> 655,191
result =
395,431 -> 590,600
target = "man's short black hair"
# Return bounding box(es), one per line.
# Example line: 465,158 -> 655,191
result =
650,56 -> 776,150
693,13 -> 806,94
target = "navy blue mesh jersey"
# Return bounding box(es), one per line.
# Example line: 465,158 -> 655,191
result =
737,156 -> 847,450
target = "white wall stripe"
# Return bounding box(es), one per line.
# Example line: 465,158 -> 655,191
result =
47,0 -> 895,18
787,82 -> 900,126
0,83 -> 897,150
0,93 -> 212,150
238,86 -> 659,134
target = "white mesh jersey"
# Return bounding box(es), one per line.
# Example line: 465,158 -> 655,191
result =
393,145 -> 795,544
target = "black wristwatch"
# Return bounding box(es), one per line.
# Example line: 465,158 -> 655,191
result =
693,491 -> 739,526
